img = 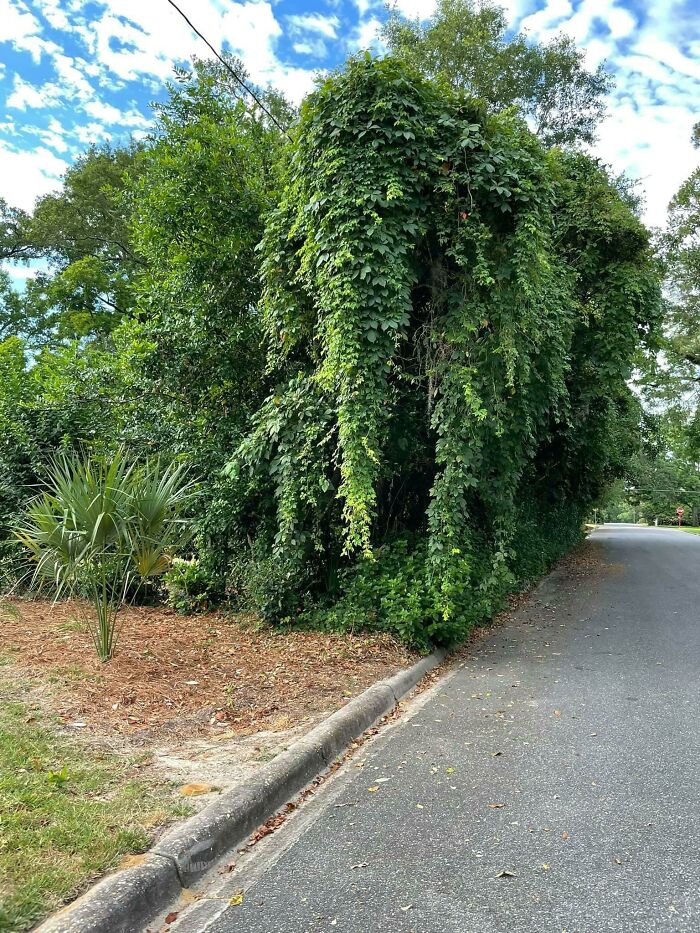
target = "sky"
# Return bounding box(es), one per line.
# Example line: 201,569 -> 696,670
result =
0,0 -> 698,230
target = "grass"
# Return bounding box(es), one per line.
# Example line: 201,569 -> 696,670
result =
0,675 -> 188,932
678,526 -> 700,535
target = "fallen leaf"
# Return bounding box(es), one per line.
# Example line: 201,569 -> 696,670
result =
416,803 -> 424,809
491,751 -> 503,757
229,891 -> 244,906
446,767 -> 456,775
179,782 -> 215,797
542,864 -> 550,871
367,786 -> 379,793
165,912 -> 178,924
488,803 -> 505,809
350,862 -> 368,870
495,870 -> 517,879
553,710 -> 561,717
613,856 -> 622,865
562,832 -> 569,841
400,905 -> 413,912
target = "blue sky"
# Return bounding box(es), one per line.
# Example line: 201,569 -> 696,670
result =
0,0 -> 699,230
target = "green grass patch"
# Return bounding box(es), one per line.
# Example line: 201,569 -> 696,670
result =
0,680 -> 187,932
679,526 -> 700,535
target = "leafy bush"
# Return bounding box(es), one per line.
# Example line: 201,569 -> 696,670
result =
163,557 -> 212,613
15,452 -> 194,660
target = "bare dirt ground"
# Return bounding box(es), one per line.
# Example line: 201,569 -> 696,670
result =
0,600 -> 416,795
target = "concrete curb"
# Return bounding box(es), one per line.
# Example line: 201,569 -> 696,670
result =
37,648 -> 448,933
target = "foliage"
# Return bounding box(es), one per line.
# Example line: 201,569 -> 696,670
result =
657,164 -> 700,456
233,55 -> 660,644
0,51 -> 662,650
4,145 -> 144,346
602,413 -> 700,525
0,198 -> 30,262
162,556 -> 212,613
381,0 -> 612,147
0,58 -> 287,599
125,57 -> 289,589
15,452 -> 194,660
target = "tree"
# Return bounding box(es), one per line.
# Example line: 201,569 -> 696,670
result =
3,145 -> 144,345
0,198 -> 31,262
646,143 -> 700,461
381,0 -> 611,147
127,58 -> 291,592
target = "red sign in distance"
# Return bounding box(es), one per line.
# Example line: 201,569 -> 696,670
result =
677,507 -> 685,516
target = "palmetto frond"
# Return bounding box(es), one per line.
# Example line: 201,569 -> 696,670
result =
14,450 -> 195,660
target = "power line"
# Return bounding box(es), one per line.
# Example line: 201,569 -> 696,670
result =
164,0 -> 292,140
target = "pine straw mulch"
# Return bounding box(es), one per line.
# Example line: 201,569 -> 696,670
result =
0,599 -> 417,740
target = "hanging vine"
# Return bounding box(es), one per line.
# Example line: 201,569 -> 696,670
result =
234,55 -> 661,646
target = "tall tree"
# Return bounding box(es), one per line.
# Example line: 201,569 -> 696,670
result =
381,0 -> 611,147
2,145 -> 144,345
649,145 -> 700,458
125,57 -> 290,590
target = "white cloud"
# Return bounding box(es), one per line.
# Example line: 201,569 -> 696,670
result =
510,0 -> 700,226
293,38 -> 328,58
82,99 -> 150,128
51,53 -> 95,100
0,0 -> 41,44
6,75 -> 64,109
287,13 -> 340,39
73,121 -> 113,145
351,16 -> 384,52
0,141 -> 67,210
39,0 -> 72,31
220,2 -> 317,101
15,35 -> 61,63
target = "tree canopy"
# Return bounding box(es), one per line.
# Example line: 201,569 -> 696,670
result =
381,0 -> 611,147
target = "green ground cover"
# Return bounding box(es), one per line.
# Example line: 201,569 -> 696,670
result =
0,673 -> 186,932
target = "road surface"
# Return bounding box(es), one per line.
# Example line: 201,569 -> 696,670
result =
169,525 -> 700,933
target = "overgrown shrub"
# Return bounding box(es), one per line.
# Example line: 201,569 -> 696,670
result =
231,55 -> 661,646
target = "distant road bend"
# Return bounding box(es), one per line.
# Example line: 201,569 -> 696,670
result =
170,524 -> 700,933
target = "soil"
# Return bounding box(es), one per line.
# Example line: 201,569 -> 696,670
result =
0,600 -> 416,738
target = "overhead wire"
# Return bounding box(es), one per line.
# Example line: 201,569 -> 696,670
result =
164,0 -> 292,140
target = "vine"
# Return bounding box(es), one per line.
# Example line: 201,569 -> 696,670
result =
235,55 -> 661,646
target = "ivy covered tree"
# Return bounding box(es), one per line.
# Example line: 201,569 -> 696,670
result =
381,0 -> 611,147
234,55 -> 660,646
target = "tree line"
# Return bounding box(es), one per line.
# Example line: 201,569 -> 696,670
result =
2,1 -> 693,647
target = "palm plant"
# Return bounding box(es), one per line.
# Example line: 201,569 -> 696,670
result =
15,451 -> 194,660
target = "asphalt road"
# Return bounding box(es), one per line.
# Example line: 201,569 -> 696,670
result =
170,525 -> 700,933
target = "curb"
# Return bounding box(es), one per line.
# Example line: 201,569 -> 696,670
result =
37,648 -> 448,933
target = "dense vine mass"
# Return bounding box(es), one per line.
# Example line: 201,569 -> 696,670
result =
234,57 -> 661,646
